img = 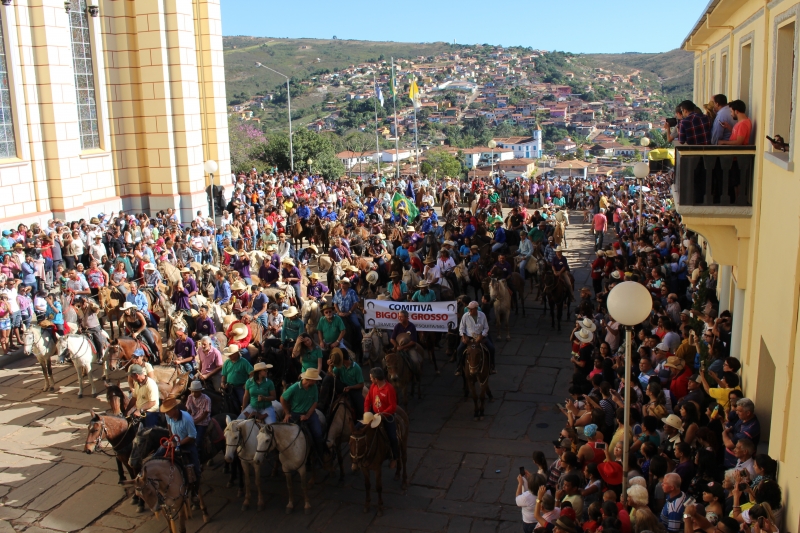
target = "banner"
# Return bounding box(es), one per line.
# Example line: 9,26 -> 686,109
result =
363,300 -> 459,332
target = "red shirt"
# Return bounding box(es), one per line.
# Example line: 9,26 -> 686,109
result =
591,257 -> 606,280
225,321 -> 252,349
364,382 -> 397,416
669,366 -> 692,401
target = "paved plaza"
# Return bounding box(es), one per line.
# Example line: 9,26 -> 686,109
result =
0,215 -> 596,533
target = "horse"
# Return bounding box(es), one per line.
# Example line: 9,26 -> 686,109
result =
84,411 -> 142,508
467,262 -> 486,301
57,334 -> 99,398
416,330 -> 439,375
402,268 -> 420,292
488,278 -> 512,340
253,422 -> 313,515
22,326 -> 58,391
224,417 -> 267,511
301,300 -> 322,336
348,407 -> 409,516
540,268 -> 570,331
507,272 -> 526,317
384,344 -> 422,407
291,219 -> 314,250
462,341 -> 492,420
360,327 -> 386,367
104,335 -> 162,374
325,395 -> 355,485
97,286 -> 126,338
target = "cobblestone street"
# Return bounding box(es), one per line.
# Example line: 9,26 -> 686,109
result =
0,214 -> 597,533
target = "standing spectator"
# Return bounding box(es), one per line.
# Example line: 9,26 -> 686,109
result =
718,100 -> 752,146
710,94 -> 733,145
659,473 -> 688,533
678,100 -> 712,145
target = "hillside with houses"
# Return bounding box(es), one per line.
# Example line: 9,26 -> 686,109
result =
224,37 -> 692,178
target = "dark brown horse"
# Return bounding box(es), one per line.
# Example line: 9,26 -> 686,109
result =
540,268 -> 571,331
462,341 -> 492,420
384,347 -> 422,407
104,333 -> 163,370
348,407 -> 409,516
291,219 -> 313,250
416,331 -> 439,375
84,411 -> 143,508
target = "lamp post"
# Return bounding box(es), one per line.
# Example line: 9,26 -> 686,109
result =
307,158 -> 313,176
204,159 -> 218,220
633,162 -> 649,237
488,139 -> 497,179
606,281 -> 653,499
255,62 -> 294,172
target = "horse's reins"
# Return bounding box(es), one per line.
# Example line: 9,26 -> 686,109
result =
466,344 -> 490,387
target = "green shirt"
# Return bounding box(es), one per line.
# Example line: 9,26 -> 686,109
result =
333,362 -> 364,387
528,227 -> 545,243
301,347 -> 324,372
222,357 -> 253,386
317,315 -> 346,344
411,290 -> 436,302
282,381 -> 318,415
245,377 -> 275,410
488,213 -> 503,226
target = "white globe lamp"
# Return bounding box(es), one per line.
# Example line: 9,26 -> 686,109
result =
640,137 -> 651,147
204,160 -> 218,174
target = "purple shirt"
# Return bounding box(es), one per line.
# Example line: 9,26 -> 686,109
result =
174,336 -> 196,361
258,263 -> 279,284
195,316 -> 216,336
184,277 -> 198,295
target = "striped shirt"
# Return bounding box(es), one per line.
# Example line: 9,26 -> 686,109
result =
660,491 -> 688,533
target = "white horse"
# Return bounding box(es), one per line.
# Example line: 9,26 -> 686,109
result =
402,269 -> 421,291
361,327 -> 386,367
224,417 -> 267,511
489,278 -> 512,340
254,423 -> 313,515
56,334 -> 99,398
23,326 -> 58,392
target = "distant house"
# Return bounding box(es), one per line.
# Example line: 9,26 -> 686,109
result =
493,133 -> 543,159
337,150 -> 378,169
459,147 -> 515,169
553,138 -> 577,153
491,158 -> 537,176
553,160 -> 591,178
381,149 -> 411,163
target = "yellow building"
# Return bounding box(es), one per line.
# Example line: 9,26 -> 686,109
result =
681,0 -> 800,522
0,0 -> 230,225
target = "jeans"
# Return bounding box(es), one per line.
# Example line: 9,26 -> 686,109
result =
193,250 -> 203,263
376,413 -> 400,460
594,230 -> 604,251
242,277 -> 253,286
10,311 -> 21,329
228,384 -> 246,410
195,424 -> 207,447
253,313 -> 268,328
456,338 -> 496,371
518,258 -> 529,277
238,405 -> 276,424
20,309 -> 32,329
86,326 -> 106,361
144,411 -> 160,427
23,280 -> 37,294
491,242 -> 504,252
289,282 -> 303,308
289,411 -> 324,461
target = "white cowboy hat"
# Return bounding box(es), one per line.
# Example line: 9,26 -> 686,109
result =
224,246 -> 239,255
310,273 -> 321,281
358,412 -> 382,429
580,318 -> 597,332
417,280 -> 429,288
143,263 -> 156,271
575,328 -> 593,344
230,323 -> 249,341
299,368 -> 323,381
249,361 -> 274,376
282,306 -> 299,318
266,244 -> 277,251
366,271 -> 379,285
405,226 -> 415,232
610,271 -> 621,280
120,302 -> 137,312
281,257 -> 294,266
661,414 -> 683,431
179,267 -> 191,274
555,246 -> 565,253
306,245 -> 318,253
222,344 -> 240,357
231,280 -> 247,291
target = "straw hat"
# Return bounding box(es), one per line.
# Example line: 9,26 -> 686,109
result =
610,271 -> 621,280
605,250 -> 616,258
224,246 -> 238,255
249,361 -> 274,376
222,344 -> 240,357
143,263 -> 156,271
358,412 -> 382,428
179,267 -> 191,274
231,280 -> 247,291
189,380 -> 203,392
281,257 -> 294,266
160,398 -> 181,413
266,244 -> 277,252
405,226 -> 415,232
417,280 -> 429,288
376,233 -> 386,239
665,356 -> 685,370
306,244 -> 318,253
555,246 -> 564,253
299,368 -> 323,381
230,323 -> 249,340
580,318 -> 596,332
574,328 -> 593,344
424,255 -> 436,264
120,302 -> 137,312
310,273 -> 321,281
662,414 -> 683,431
282,306 -> 299,318
366,271 -> 379,284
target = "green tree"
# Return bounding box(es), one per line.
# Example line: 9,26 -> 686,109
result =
419,161 -> 433,176
425,149 -> 463,178
647,129 -> 669,148
263,129 -> 345,179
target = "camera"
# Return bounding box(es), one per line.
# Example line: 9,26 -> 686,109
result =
737,482 -> 749,491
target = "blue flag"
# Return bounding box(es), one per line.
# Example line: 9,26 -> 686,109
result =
375,82 -> 384,107
405,180 -> 415,202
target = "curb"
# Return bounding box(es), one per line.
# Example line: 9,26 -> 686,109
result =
0,348 -> 27,370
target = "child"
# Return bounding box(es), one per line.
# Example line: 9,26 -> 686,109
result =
266,304 -> 283,338
57,265 -> 68,293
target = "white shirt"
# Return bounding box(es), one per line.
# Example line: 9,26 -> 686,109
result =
89,242 -> 106,262
423,264 -> 441,284
459,310 -> 489,338
437,257 -> 455,273
0,288 -> 19,313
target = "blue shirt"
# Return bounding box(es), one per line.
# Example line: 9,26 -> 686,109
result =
214,280 -> 231,304
325,211 -> 337,221
711,105 -> 733,145
252,293 -> 268,313
126,292 -> 149,315
660,492 -> 688,533
297,206 -> 310,219
365,198 -> 378,214
493,227 -> 506,244
21,262 -> 36,284
167,410 -> 197,441
333,288 -> 359,313
396,247 -> 410,264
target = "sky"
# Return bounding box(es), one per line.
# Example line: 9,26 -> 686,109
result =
221,0 -> 702,54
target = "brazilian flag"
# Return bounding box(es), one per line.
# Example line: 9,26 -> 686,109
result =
391,192 -> 419,220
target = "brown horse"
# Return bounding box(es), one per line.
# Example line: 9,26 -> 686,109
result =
462,341 -> 492,420
540,268 -> 571,331
384,345 -> 422,407
348,407 -> 409,516
97,286 -> 125,338
324,395 -> 355,485
105,334 -> 162,369
416,331 -> 439,375
84,411 -> 141,507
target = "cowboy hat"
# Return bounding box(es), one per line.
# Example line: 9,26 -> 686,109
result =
345,265 -> 359,272
309,273 -> 321,281
231,280 -> 247,291
417,280 -> 429,288
222,344 -> 240,357
358,412 -> 382,429
366,271 -> 379,285
405,226 -> 415,232
390,271 -> 402,279
662,414 -> 683,431
339,277 -> 351,284
424,256 -> 436,264
376,233 -> 386,239
605,250 -> 616,258
420,212 -> 430,218
230,323 -> 249,341
306,244 -> 318,253
665,356 -> 685,370
120,302 -> 137,312
470,245 -> 479,251
189,380 -> 204,392
281,257 -> 294,266
90,217 -> 100,224
179,267 -> 191,274
160,398 -> 181,413
299,368 -> 323,381
655,342 -> 669,352
597,461 -> 623,486
143,263 -> 156,271
610,271 -> 621,280
224,246 -> 238,255
493,219 -> 503,225
574,328 -> 593,344
322,302 -> 335,311
555,246 -> 564,252
580,318 -> 596,332
282,306 -> 300,318
266,244 -> 277,251
249,361 -> 274,376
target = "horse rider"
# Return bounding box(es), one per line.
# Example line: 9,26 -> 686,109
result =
455,301 -> 496,376
230,279 -> 250,317
317,302 -> 346,353
490,220 -> 507,253
173,325 -> 196,375
368,234 -> 388,273
127,349 -> 156,392
120,301 -> 160,363
128,363 -> 160,427
279,306 -> 305,350
324,347 -> 365,419
76,297 -> 106,362
195,336 -> 223,391
280,258 -> 303,308
280,367 -> 325,464
213,271 -> 231,305
517,232 -> 534,278
332,277 -> 361,350
126,282 -> 157,327
221,344 -> 252,409
306,273 -> 329,302
422,256 -> 442,301
180,268 -> 200,308
387,271 -> 408,302
411,281 -> 436,303
155,398 -> 201,482
363,367 -> 399,469
192,304 -> 216,341
554,206 -> 570,249
258,257 -> 280,288
238,361 -> 276,424
437,249 -> 457,295
143,263 -> 163,289
552,246 -> 574,302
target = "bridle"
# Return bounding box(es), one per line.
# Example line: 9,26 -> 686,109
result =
465,343 -> 490,386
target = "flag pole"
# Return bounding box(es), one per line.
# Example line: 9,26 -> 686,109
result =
373,72 -> 381,178
412,80 -> 420,174
391,57 -> 400,181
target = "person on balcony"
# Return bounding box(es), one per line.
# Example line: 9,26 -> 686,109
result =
718,100 -> 752,146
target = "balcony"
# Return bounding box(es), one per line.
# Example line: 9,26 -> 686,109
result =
673,145 -> 756,217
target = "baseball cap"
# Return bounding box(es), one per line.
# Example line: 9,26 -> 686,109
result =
128,364 -> 145,376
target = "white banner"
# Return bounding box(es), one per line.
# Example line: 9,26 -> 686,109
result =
363,300 -> 459,332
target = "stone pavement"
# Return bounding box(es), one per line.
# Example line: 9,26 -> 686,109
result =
0,212 -> 600,533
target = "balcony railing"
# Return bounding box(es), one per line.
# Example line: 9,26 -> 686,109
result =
674,145 -> 756,209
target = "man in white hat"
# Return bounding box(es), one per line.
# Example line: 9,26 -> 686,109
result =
221,344 -> 253,408
128,364 -> 160,427
280,368 -> 325,462
280,257 -> 304,308
143,262 -> 163,289
455,301 -> 495,376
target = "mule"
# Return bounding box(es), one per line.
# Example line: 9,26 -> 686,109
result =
489,278 -> 512,340
254,422 -> 313,515
540,269 -> 571,331
348,407 -> 410,516
384,348 -> 422,407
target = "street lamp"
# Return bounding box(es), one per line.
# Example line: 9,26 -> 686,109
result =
204,159 -> 218,220
488,139 -> 497,179
606,281 -> 652,499
633,162 -> 649,237
307,158 -> 313,175
255,62 -> 294,172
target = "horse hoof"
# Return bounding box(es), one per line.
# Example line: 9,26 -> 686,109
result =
506,336 -> 511,340
304,507 -> 312,516
77,394 -> 83,399
285,506 -> 292,515
132,495 -> 140,504
203,514 -> 210,524
49,386 -> 54,392
242,504 -> 249,512
137,504 -> 145,513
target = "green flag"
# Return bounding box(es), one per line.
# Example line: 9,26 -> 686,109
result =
390,65 -> 397,98
391,192 -> 419,220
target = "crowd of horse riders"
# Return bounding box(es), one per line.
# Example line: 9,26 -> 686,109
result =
7,166 -> 691,525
